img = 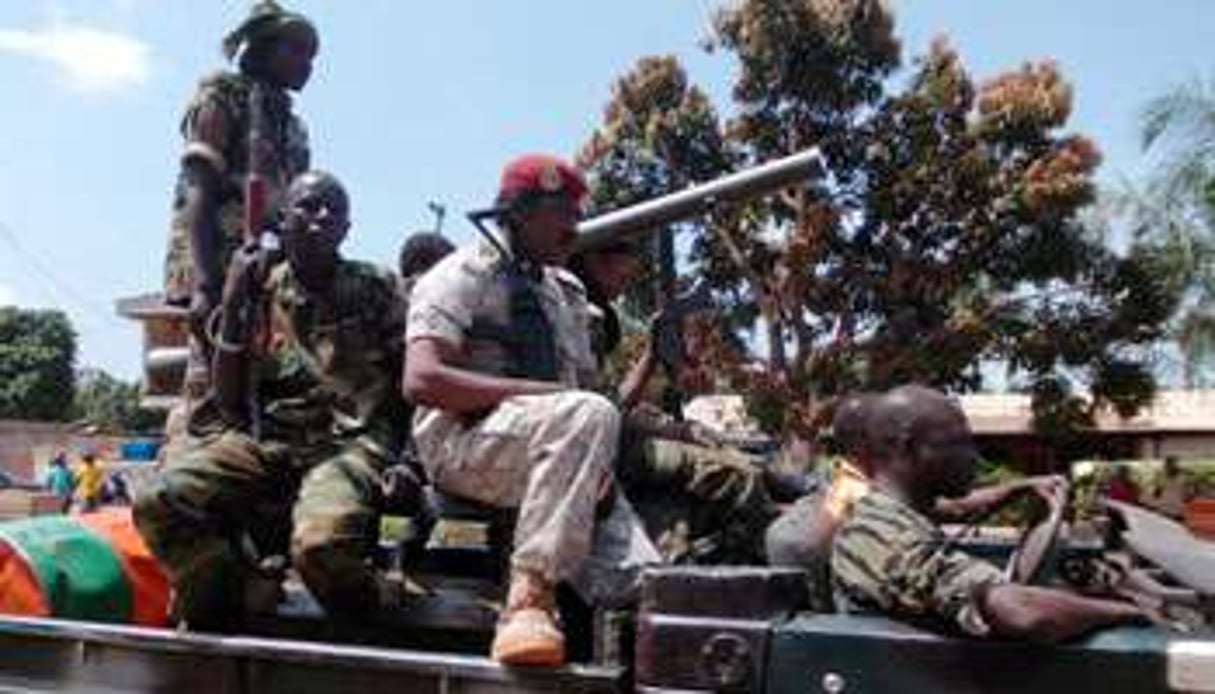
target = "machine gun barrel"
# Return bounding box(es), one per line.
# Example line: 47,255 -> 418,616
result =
574,148 -> 822,251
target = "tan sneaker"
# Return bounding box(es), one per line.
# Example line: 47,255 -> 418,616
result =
491,571 -> 565,667
491,607 -> 566,666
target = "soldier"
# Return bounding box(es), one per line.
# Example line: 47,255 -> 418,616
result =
163,1 -> 316,399
570,243 -> 780,564
404,154 -> 658,666
770,391 -> 1079,608
766,394 -> 876,607
135,171 -> 409,631
398,231 -> 456,292
832,385 -> 1148,642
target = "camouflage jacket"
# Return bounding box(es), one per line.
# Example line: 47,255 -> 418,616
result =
832,489 -> 1006,637
164,71 -> 310,303
193,259 -> 407,458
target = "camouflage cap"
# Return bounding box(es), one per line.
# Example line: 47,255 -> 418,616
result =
222,1 -> 317,61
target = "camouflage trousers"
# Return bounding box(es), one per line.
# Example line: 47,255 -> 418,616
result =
413,391 -> 659,606
619,437 -> 779,565
133,429 -> 390,629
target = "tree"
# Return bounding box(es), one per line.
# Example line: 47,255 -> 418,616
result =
1114,79 -> 1215,386
580,0 -> 1177,444
73,368 -> 163,434
0,307 -> 77,421
578,55 -> 736,317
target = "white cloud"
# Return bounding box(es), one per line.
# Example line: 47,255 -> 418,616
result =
0,282 -> 15,307
0,20 -> 150,93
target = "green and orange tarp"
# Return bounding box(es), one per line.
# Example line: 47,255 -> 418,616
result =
0,508 -> 169,626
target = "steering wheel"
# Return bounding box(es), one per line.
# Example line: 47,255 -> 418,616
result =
1005,478 -> 1070,584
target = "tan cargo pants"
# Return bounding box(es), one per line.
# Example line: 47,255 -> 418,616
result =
413,390 -> 659,606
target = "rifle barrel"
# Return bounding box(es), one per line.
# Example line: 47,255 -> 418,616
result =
575,148 -> 822,251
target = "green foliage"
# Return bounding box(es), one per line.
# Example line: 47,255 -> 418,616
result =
578,0 -> 1175,443
1113,78 -> 1215,385
579,55 -> 737,318
0,307 -> 77,421
72,368 -> 163,434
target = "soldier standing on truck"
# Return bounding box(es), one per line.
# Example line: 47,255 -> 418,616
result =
832,385 -> 1150,642
569,241 -> 781,564
163,1 -> 316,401
136,170 -> 410,632
403,154 -> 659,667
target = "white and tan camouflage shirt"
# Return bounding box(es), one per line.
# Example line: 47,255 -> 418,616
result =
406,243 -> 600,425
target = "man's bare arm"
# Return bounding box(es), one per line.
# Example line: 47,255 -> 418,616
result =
616,342 -> 656,411
981,584 -> 1146,643
182,160 -> 225,304
403,337 -> 564,413
935,476 -> 1065,520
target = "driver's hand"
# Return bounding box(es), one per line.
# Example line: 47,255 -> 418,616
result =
1025,475 -> 1068,503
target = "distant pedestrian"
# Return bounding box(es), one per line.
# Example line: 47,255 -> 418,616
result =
74,453 -> 106,513
104,472 -> 131,506
1106,465 -> 1141,506
44,451 -> 74,513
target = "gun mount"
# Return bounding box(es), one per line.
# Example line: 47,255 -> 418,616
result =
574,148 -> 823,252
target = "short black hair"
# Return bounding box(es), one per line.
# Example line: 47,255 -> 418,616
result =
830,394 -> 875,458
399,231 -> 455,280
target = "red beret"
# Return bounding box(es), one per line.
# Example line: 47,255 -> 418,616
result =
497,154 -> 588,208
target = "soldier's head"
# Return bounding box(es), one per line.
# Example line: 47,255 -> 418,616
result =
868,385 -> 977,508
496,154 -> 588,267
399,231 -> 455,282
281,170 -> 350,279
569,238 -> 646,304
223,1 -> 318,91
830,393 -> 877,474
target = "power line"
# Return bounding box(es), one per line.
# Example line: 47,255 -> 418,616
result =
0,220 -> 137,372
0,220 -> 115,324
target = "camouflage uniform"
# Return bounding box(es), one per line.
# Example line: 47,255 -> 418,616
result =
766,458 -> 871,609
135,259 -> 407,625
832,489 -> 1006,636
408,244 -> 658,605
164,71 -> 310,304
589,303 -> 777,564
618,432 -> 777,564
163,72 -> 310,399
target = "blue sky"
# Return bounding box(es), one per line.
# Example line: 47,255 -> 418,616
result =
0,1 -> 1212,380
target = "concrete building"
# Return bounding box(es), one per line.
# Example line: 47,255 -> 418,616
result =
686,390 -> 1215,472
965,390 -> 1215,471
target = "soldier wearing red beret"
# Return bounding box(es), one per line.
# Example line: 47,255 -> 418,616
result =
404,155 -> 658,666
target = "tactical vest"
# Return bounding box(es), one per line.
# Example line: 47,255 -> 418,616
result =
468,268 -> 561,382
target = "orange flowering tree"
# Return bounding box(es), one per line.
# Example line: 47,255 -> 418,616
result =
580,0 -> 1177,442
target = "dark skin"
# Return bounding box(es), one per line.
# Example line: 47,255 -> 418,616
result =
212,171 -> 347,425
185,23 -> 318,330
577,249 -> 721,446
799,395 -> 1062,562
402,195 -> 580,413
870,386 -> 1147,643
578,249 -> 654,410
262,23 -> 318,93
